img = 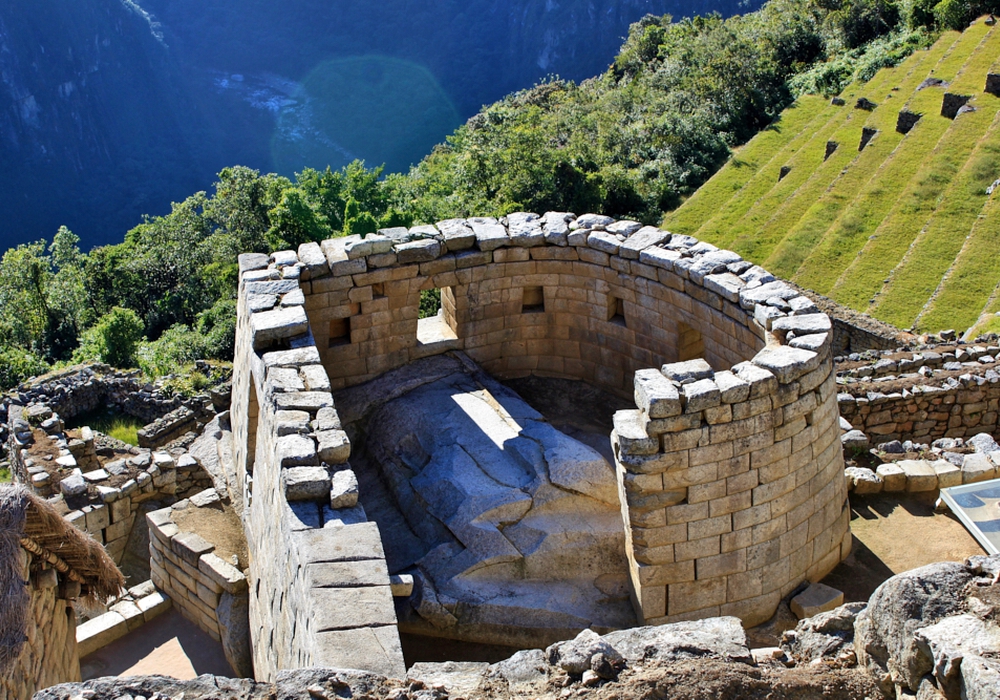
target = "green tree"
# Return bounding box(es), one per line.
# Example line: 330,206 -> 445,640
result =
75,307 -> 145,368
266,188 -> 328,250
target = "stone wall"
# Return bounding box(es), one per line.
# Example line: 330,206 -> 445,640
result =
837,344 -> 1000,443
230,252 -> 405,681
1,550 -> 80,700
147,499 -> 251,676
235,212 -> 850,631
6,364 -> 211,426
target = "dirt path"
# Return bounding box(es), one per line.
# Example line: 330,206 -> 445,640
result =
823,492 -> 985,603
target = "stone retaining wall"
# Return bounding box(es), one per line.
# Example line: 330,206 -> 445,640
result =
230,252 -> 405,681
837,345 -> 1000,443
147,498 -> 251,677
234,212 -> 850,632
1,550 -> 80,700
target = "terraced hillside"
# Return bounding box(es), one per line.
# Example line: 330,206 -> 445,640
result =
663,18 -> 1000,337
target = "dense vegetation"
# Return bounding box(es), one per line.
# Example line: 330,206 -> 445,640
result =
2,0 -> 994,388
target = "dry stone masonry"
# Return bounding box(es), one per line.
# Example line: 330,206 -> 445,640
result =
231,211 -> 850,652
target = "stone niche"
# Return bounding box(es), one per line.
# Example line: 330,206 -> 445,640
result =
232,212 -> 850,664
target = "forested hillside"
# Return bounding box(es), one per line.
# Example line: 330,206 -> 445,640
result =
2,0 -> 994,389
0,0 -> 744,251
663,15 -> 1000,336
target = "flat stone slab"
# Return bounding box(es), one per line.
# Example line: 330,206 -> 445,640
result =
752,346 -> 820,384
306,559 -> 391,589
311,625 -> 406,679
898,460 -> 938,492
285,467 -> 332,501
661,359 -> 714,385
790,583 -> 844,619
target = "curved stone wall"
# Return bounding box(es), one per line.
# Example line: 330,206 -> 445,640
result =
233,211 -> 850,651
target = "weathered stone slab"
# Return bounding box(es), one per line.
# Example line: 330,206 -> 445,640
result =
311,625 -> 406,679
790,583 -> 844,619
468,217 -> 509,251
284,467 -> 331,501
505,212 -> 545,247
683,379 -> 720,413
330,469 -> 360,509
752,346 -> 820,384
436,219 -> 477,251
251,306 -> 309,350
619,227 -> 669,259
634,369 -> 682,419
661,359 -> 713,385
395,238 -> 442,264
898,460 -> 938,492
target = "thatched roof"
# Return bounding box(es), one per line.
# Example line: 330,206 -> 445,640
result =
0,484 -> 124,673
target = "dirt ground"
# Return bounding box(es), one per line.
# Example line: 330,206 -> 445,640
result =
80,608 -> 233,681
823,491 -> 985,603
172,501 -> 249,568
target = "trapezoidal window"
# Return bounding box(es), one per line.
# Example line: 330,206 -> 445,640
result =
417,287 -> 458,344
677,321 -> 705,362
607,295 -> 627,327
328,303 -> 360,348
521,286 -> 545,313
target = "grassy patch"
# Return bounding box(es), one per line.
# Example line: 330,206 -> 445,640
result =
662,94 -> 831,235
871,107 -> 1000,328
0,464 -> 10,483
719,42 -> 940,262
914,124 -> 1000,332
766,24 -> 988,283
67,409 -> 144,447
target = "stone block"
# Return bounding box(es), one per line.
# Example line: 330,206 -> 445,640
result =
634,368 -> 682,418
614,410 -> 660,455
251,306 -> 309,350
317,430 -> 351,464
876,463 -> 906,492
276,434 -> 319,468
845,467 -> 882,494
136,590 -> 172,622
77,611 -> 129,657
295,521 -> 387,564
898,460 -> 938,492
330,469 -> 360,509
110,600 -> 146,632
683,379 -> 721,412
395,238 -> 442,264
619,227 -> 669,259
199,553 -> 248,593
662,359 -> 713,385
307,559 -> 391,588
311,626 -> 406,679
963,453 -> 998,484
714,371 -> 751,404
752,346 -> 820,384
469,218 -> 509,251
931,459 -> 962,489
310,585 -> 399,629
172,532 -> 216,566
285,466 -> 332,501
790,583 -> 843,619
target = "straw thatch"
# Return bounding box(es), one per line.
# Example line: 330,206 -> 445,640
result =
0,484 -> 124,673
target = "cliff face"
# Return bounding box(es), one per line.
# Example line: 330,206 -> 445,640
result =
0,0 -> 758,250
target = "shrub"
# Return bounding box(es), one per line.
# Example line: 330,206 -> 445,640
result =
0,347 -> 49,390
74,307 -> 145,368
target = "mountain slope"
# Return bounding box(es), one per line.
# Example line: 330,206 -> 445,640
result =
0,0 -> 760,251
662,17 -> 1000,335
